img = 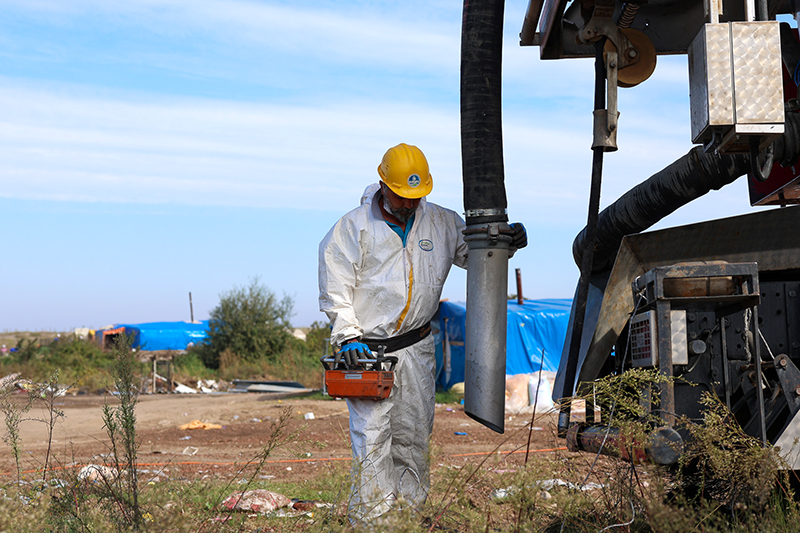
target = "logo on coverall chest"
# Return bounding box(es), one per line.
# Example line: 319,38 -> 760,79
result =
418,239 -> 433,251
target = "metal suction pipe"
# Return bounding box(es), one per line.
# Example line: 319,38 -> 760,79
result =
461,0 -> 509,433
463,226 -> 511,433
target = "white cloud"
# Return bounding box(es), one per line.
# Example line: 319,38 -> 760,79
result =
4,0 -> 461,76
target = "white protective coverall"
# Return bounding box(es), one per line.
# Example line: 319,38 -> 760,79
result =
318,183 -> 468,519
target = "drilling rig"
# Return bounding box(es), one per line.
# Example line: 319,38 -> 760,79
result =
460,0 -> 800,466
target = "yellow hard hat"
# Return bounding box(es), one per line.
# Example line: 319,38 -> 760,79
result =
377,143 -> 433,199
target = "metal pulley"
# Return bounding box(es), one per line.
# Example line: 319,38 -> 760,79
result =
603,27 -> 657,88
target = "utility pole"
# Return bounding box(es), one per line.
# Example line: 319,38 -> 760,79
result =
189,292 -> 194,323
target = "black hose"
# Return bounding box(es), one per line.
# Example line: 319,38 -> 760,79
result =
572,148 -> 751,272
461,0 -> 508,225
557,39 -> 607,436
757,0 -> 768,22
571,111 -> 800,273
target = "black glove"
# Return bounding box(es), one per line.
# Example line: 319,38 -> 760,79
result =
510,222 -> 527,250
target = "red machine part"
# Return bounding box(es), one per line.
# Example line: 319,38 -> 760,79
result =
749,29 -> 800,206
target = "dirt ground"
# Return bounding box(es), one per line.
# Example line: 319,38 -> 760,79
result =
2,391 -> 569,487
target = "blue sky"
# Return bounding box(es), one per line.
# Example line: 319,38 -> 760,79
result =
0,0 -> 770,332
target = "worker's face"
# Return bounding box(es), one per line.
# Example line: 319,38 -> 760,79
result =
381,182 -> 421,223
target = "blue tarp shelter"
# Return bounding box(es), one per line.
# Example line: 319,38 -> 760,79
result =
99,321 -> 209,351
433,299 -> 571,390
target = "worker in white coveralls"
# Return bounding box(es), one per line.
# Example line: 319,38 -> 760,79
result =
318,143 -> 526,521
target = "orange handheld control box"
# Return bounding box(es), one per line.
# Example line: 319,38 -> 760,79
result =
325,370 -> 394,400
320,353 -> 398,400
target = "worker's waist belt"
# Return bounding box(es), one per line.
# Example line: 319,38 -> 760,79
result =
362,324 -> 432,354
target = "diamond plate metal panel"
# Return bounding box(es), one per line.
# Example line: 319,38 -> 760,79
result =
732,21 -> 784,125
689,24 -> 733,144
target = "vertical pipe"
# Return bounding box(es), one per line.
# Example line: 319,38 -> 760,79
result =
756,0 -> 768,21
557,40 -> 607,436
752,307 -> 768,442
461,0 -> 510,433
189,292 -> 194,323
516,268 -> 524,305
464,234 -> 511,433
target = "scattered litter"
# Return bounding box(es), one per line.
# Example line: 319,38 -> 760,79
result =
182,446 -> 199,456
251,418 -> 262,423
258,475 -> 276,480
179,420 -> 223,430
286,467 -> 292,471
197,379 -> 223,393
173,383 -> 197,393
292,500 -> 317,512
454,432 -> 468,436
233,415 -> 240,420
78,464 -> 119,483
220,489 -> 292,513
535,479 -> 604,492
491,488 -> 513,500
304,412 -> 315,420
491,478 -> 605,500
179,436 -> 192,441
445,408 -> 453,412
0,373 -> 21,391
459,423 -> 471,427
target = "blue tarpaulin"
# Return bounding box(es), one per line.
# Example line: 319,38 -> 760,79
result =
100,321 -> 209,351
432,299 -> 571,390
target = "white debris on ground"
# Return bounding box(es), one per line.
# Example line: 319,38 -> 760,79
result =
78,464 -> 120,483
220,489 -> 292,513
491,478 -> 605,500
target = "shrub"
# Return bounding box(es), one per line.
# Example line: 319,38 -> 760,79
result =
305,320 -> 332,356
199,278 -> 294,368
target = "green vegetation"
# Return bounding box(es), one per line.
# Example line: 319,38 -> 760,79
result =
0,335 -> 118,391
0,374 -> 798,531
0,281 -> 332,390
198,277 -> 294,369
3,291 -> 798,530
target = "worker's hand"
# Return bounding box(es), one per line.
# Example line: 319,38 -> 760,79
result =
510,222 -> 527,249
508,222 -> 527,257
337,341 -> 371,367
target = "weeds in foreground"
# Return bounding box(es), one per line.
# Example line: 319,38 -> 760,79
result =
0,374 -> 32,485
32,370 -> 67,488
101,334 -> 144,529
2,365 -> 800,531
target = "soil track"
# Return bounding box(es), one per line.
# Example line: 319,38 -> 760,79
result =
2,392 -> 569,487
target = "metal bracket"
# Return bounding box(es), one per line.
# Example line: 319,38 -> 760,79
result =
579,0 -> 639,72
593,49 -> 620,152
775,353 -> 800,414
